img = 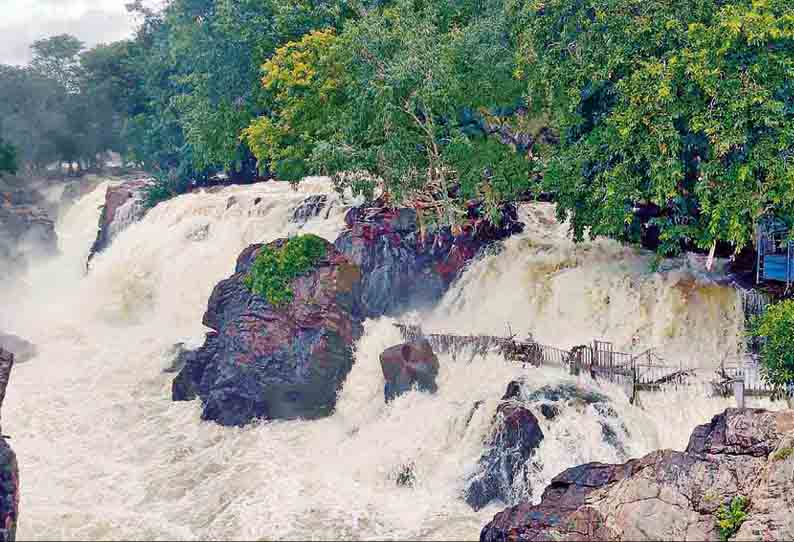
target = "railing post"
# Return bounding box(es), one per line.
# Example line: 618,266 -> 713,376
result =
733,378 -> 745,410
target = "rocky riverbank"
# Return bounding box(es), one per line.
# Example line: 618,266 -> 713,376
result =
481,408 -> 794,542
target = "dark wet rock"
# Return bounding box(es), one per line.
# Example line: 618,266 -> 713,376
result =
172,238 -> 363,426
465,402 -> 544,511
526,383 -> 609,405
334,200 -> 523,318
380,339 -> 440,402
502,381 -> 523,401
291,195 -> 329,223
0,348 -> 18,542
0,438 -> 18,542
0,334 -> 36,364
480,408 -> 794,542
539,403 -> 559,420
395,462 -> 416,488
162,343 -> 188,373
87,178 -> 151,267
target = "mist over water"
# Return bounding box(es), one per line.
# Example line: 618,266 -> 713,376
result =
0,178 -> 778,540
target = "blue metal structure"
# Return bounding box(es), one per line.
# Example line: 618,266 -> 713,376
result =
756,218 -> 793,288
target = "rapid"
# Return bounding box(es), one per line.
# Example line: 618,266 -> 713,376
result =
0,178 -> 775,540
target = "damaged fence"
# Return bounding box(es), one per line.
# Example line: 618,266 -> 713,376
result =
394,322 -> 777,401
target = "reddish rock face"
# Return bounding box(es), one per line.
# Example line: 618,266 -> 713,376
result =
480,408 -> 794,542
334,201 -> 523,318
379,339 -> 440,402
173,238 -> 364,426
87,178 -> 151,267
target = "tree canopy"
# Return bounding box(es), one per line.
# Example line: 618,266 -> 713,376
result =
522,0 -> 794,254
0,138 -> 16,176
2,0 -> 792,254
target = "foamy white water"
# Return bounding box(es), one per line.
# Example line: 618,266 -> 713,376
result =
0,179 -> 779,540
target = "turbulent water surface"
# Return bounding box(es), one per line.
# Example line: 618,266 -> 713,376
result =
0,178 -> 778,540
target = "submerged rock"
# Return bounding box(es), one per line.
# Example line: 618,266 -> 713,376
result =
481,408 -> 794,542
538,403 -> 559,420
0,334 -> 36,364
334,201 -> 523,318
380,339 -> 440,402
526,383 -> 609,405
87,177 -> 151,267
465,397 -> 544,511
172,238 -> 363,426
291,194 -> 329,223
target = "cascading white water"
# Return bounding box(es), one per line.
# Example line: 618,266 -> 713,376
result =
0,179 -> 781,540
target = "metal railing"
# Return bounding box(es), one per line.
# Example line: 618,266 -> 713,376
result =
394,323 -> 780,399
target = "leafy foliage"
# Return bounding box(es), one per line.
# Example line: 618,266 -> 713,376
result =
0,138 -> 16,176
715,495 -> 749,541
522,0 -> 794,254
752,299 -> 794,396
245,0 -> 534,226
772,447 -> 793,462
244,234 -> 328,307
242,29 -> 346,182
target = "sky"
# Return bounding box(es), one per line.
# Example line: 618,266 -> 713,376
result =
0,0 -> 146,65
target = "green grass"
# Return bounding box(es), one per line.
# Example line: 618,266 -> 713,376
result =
715,496 -> 749,541
244,234 -> 327,307
772,447 -> 793,462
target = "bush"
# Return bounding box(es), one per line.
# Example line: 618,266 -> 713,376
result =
752,300 -> 794,398
244,234 -> 327,307
715,496 -> 749,541
772,447 -> 793,462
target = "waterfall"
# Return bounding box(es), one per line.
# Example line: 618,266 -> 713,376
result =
0,179 -> 781,540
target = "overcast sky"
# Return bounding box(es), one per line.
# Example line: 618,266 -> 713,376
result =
0,0 -> 145,65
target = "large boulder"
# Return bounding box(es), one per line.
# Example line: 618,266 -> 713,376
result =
465,387 -> 545,511
0,334 -> 36,364
481,408 -> 794,542
379,339 -> 440,402
172,238 -> 363,426
334,201 -> 523,318
87,177 -> 151,266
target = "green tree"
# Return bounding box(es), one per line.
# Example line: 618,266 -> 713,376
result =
522,0 -> 794,254
0,137 -> 16,176
30,34 -> 85,93
752,300 -> 794,402
245,0 -> 534,225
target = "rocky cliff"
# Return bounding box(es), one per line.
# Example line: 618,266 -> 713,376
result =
334,201 -> 523,318
481,408 -> 794,542
87,177 -> 151,267
172,237 -> 363,426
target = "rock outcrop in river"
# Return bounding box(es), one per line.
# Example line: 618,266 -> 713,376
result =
334,200 -> 523,318
173,195 -> 523,426
172,238 -> 363,426
481,408 -> 794,542
87,177 -> 151,267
